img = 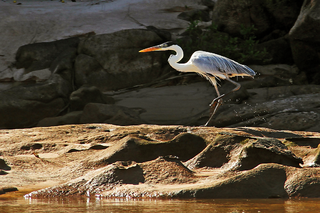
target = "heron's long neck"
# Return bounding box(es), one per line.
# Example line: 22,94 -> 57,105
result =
168,45 -> 194,72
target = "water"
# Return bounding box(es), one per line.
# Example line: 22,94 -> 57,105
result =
1,194 -> 320,213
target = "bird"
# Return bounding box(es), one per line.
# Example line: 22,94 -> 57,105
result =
139,41 -> 256,126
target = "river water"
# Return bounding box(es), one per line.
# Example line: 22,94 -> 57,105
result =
1,195 -> 320,213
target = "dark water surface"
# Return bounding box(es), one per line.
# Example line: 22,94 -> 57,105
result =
1,195 -> 320,213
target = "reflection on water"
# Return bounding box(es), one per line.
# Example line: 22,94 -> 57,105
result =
1,196 -> 320,213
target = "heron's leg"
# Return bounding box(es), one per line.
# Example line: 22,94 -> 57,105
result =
204,98 -> 223,126
209,78 -> 241,106
205,78 -> 241,126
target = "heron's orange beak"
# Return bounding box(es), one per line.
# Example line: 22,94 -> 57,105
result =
139,46 -> 161,52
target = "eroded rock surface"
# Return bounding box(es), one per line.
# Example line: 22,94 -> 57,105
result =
1,124 -> 320,199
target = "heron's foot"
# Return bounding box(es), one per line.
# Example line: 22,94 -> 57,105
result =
209,95 -> 224,107
209,98 -> 222,107
200,121 -> 209,127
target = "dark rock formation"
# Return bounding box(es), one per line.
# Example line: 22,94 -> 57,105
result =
75,29 -> 166,91
212,0 -> 303,38
80,103 -> 145,125
289,0 -> 320,83
69,85 -> 114,111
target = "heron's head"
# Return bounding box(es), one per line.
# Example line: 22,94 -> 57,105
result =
139,41 -> 177,52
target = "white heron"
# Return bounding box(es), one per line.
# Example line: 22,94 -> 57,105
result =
139,41 -> 256,126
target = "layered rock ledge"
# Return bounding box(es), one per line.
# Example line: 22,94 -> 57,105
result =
1,124 -> 320,199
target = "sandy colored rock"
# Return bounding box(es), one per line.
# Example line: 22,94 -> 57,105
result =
1,124 -> 320,199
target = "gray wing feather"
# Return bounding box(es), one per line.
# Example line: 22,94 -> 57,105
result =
191,51 -> 256,78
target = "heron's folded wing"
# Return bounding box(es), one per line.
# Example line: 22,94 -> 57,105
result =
191,51 -> 256,78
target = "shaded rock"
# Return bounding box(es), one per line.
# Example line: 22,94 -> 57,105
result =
15,37 -> 80,72
212,0 -> 302,38
185,144 -> 229,170
200,0 -> 215,8
12,68 -> 52,82
289,0 -> 320,83
0,35 -> 78,128
37,111 -> 83,127
26,157 -> 195,198
248,64 -> 302,85
175,164 -> 288,198
89,144 -> 109,150
0,187 -> 18,195
75,29 -> 165,91
21,143 -> 43,150
0,158 -> 11,170
213,93 -> 320,131
112,82 -> 218,126
26,161 -> 144,197
80,103 -> 145,125
310,147 -> 320,167
70,85 -> 114,111
238,138 -> 302,170
285,168 -> 320,198
185,135 -> 246,170
257,36 -> 294,64
88,161 -> 144,186
0,170 -> 9,175
0,81 -> 68,129
86,133 -> 207,166
185,135 -> 302,171
178,8 -> 211,22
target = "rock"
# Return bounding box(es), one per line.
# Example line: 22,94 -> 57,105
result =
0,187 -> 18,195
175,164 -> 288,198
80,103 -> 145,125
37,111 -> 83,127
86,133 -> 206,167
309,147 -> 320,167
75,29 -> 165,91
0,82 -> 67,129
212,0 -> 302,38
213,92 -> 320,132
249,64 -> 300,81
140,156 -> 195,185
112,82 -> 218,126
69,85 -> 114,111
0,170 -> 8,175
2,124 -> 320,199
0,35 -> 79,128
177,8 -> 211,22
15,37 -> 80,72
238,138 -> 302,170
26,156 -> 194,198
285,168 -> 320,198
289,0 -> 320,83
257,36 -> 294,64
0,158 -> 11,171
12,68 -> 52,82
185,134 -> 245,170
185,135 -> 302,171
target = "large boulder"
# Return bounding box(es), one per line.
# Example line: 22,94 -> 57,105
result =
75,29 -> 166,91
212,0 -> 302,38
213,92 -> 320,131
79,103 -> 145,126
69,85 -> 114,111
0,37 -> 78,128
289,0 -> 320,83
0,78 -> 70,129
